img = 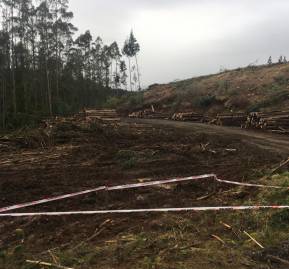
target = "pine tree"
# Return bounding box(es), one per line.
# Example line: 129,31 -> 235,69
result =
278,56 -> 283,64
267,56 -> 272,65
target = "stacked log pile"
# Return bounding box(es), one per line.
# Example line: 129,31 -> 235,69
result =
172,112 -> 206,122
216,113 -> 247,127
129,110 -> 170,119
246,111 -> 289,133
82,109 -> 120,122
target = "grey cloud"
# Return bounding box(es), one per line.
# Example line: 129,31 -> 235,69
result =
69,0 -> 289,86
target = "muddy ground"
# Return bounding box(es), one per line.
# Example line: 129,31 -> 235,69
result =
0,118 -> 289,269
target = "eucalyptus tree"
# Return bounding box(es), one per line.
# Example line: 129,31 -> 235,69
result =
2,0 -> 17,114
122,31 -> 141,91
75,30 -> 92,79
91,36 -> 103,86
101,44 -> 111,88
119,60 -> 127,90
0,0 -> 140,128
0,30 -> 9,128
122,39 -> 132,91
128,31 -> 140,90
50,0 -> 75,98
36,0 -> 54,115
109,41 -> 121,88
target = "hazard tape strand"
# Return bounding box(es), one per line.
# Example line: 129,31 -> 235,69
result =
0,174 -> 215,213
0,206 -> 289,217
1,174 -> 288,215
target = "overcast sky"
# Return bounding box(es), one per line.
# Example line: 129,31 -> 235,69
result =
69,0 -> 289,87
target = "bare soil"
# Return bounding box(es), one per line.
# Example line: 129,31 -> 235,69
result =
0,118 -> 288,269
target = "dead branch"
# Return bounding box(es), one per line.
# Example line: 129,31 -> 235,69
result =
267,254 -> 289,266
72,219 -> 112,250
243,231 -> 264,249
26,260 -> 74,269
271,157 -> 289,174
211,234 -> 225,245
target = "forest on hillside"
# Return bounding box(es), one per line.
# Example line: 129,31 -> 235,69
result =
0,0 -> 141,129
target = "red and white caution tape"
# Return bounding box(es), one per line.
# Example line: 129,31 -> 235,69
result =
1,173 -> 288,215
0,205 -> 289,217
106,174 -> 215,191
215,178 -> 289,189
0,174 -> 215,213
0,186 -> 106,214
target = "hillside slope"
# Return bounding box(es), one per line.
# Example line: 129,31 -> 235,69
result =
137,63 -> 289,115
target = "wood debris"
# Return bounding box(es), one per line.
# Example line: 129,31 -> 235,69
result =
26,260 -> 74,269
211,234 -> 226,245
267,254 -> 289,266
243,231 -> 264,249
271,157 -> 289,174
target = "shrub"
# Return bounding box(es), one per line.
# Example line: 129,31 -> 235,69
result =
226,96 -> 250,109
273,75 -> 289,85
194,95 -> 217,108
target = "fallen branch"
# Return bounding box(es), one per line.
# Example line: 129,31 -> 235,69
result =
220,221 -> 241,240
267,254 -> 289,266
211,234 -> 225,245
26,260 -> 74,269
196,192 -> 216,201
72,219 -> 112,250
271,157 -> 289,174
48,250 -> 60,265
243,231 -> 264,249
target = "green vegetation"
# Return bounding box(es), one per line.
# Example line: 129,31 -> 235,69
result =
248,90 -> 289,112
116,150 -> 138,169
194,95 -> 217,108
105,92 -> 144,111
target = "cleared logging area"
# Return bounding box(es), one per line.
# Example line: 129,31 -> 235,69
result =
1,115 -> 289,269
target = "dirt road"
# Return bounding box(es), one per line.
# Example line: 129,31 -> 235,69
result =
127,118 -> 289,155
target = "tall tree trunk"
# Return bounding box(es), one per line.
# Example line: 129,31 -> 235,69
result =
55,2 -> 59,99
135,55 -> 141,91
47,69 -> 52,116
115,59 -> 118,89
11,1 -> 17,115
128,57 -> 132,91
110,62 -> 113,88
44,0 -> 52,116
1,80 -> 6,129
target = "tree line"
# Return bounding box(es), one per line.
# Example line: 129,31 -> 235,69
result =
0,0 -> 141,129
